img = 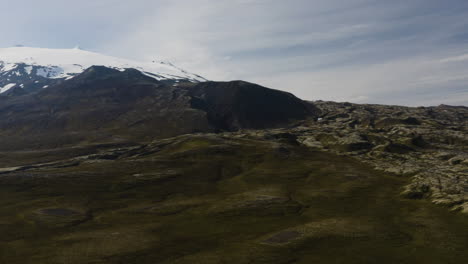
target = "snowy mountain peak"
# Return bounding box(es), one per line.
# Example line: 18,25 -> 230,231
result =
0,47 -> 205,81
0,47 -> 206,94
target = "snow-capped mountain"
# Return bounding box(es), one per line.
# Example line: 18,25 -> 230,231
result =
0,46 -> 206,95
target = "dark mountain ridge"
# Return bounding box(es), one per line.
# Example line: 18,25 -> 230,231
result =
0,66 -> 318,150
189,81 -> 317,130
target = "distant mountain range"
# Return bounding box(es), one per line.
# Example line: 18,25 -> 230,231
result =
0,47 -> 318,150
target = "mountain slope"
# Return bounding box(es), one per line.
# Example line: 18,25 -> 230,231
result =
0,66 -> 318,150
189,81 -> 318,130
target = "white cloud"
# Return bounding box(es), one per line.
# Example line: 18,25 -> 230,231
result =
99,0 -> 468,106
440,54 -> 468,63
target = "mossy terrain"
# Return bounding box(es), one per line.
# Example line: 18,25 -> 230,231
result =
0,134 -> 466,263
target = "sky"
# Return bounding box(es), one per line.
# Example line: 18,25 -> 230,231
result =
1,0 -> 468,106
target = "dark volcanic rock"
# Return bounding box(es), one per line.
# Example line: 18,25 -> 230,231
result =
383,143 -> 415,154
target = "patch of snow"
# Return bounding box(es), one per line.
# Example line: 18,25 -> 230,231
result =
36,66 -> 64,78
24,66 -> 33,74
0,83 -> 16,93
0,63 -> 17,72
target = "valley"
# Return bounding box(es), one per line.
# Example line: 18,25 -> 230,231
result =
0,134 -> 466,264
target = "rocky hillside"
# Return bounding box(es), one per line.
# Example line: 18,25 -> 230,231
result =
0,66 -> 317,150
237,101 -> 468,213
188,81 -> 317,130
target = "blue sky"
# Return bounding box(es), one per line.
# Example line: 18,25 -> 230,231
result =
1,0 -> 468,106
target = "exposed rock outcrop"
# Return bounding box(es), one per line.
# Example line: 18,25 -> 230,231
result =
239,101 -> 467,213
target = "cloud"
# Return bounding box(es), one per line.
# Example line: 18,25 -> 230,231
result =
100,0 -> 468,106
440,54 -> 468,63
252,54 -> 468,106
